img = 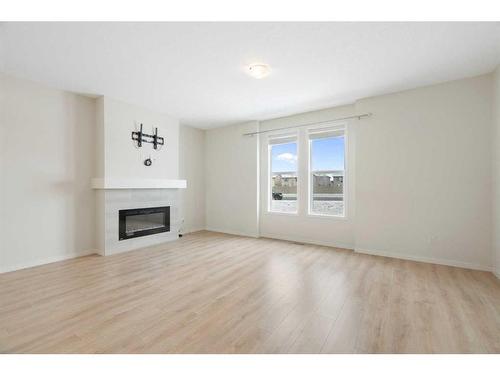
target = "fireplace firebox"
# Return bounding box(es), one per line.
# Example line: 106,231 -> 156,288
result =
119,206 -> 170,240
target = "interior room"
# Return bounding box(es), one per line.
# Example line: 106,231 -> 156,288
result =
1,21 -> 500,356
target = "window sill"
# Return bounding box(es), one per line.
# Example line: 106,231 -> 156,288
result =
307,213 -> 348,220
265,211 -> 299,217
263,211 -> 348,220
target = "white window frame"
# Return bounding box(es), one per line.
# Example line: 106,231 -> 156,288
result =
307,124 -> 347,218
267,132 -> 299,215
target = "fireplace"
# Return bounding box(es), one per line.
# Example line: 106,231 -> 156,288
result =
119,206 -> 170,240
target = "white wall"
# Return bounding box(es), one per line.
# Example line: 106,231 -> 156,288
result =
98,96 -> 179,179
205,74 -> 495,271
0,73 -> 96,272
205,121 -> 260,237
179,125 -> 206,233
355,75 -> 493,270
259,105 -> 357,249
493,66 -> 500,277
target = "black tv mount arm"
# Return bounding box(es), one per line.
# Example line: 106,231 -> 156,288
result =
131,124 -> 164,150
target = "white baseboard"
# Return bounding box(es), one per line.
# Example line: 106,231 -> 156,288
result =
205,227 -> 260,238
2,238 -> 495,277
197,228 -> 496,274
205,229 -> 493,273
182,226 -> 206,234
260,231 -> 354,251
355,247 -> 493,272
0,249 -> 97,274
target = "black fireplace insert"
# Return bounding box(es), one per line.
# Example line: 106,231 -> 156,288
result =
119,206 -> 170,240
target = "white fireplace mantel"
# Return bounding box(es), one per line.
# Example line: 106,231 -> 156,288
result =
91,178 -> 187,190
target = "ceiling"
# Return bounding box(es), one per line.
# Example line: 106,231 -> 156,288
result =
1,22 -> 500,128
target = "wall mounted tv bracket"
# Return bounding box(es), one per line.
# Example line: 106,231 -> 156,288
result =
131,124 -> 165,150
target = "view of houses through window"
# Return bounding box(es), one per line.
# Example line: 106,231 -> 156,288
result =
269,127 -> 345,216
309,131 -> 345,216
270,139 -> 298,213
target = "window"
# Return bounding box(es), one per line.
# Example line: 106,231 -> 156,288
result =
265,125 -> 347,218
268,134 -> 298,214
308,127 -> 345,217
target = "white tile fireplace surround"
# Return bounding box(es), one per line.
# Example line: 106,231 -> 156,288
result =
95,186 -> 185,256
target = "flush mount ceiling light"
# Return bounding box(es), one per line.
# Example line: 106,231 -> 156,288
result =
246,63 -> 271,79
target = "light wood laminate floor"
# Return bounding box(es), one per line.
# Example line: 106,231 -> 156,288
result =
1,231 -> 499,353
